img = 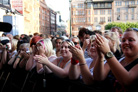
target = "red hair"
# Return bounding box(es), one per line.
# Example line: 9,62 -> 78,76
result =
30,36 -> 43,47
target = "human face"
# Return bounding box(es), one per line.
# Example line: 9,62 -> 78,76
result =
121,31 -> 138,57
36,40 -> 45,54
87,42 -> 97,58
56,39 -> 62,50
111,28 -> 120,38
60,41 -> 72,57
84,34 -> 90,39
72,38 -> 79,46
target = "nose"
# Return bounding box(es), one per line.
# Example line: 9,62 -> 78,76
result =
61,47 -> 65,50
123,40 -> 129,44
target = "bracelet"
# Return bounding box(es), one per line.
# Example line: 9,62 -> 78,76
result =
16,56 -> 21,59
79,63 -> 86,66
71,58 -> 79,65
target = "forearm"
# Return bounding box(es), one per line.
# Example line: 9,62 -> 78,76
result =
93,58 -> 105,81
19,57 -> 29,68
47,62 -> 69,78
13,56 -> 21,69
8,55 -> 17,65
107,56 -> 130,85
44,65 -> 52,73
1,50 -> 7,64
69,64 -> 80,80
26,54 -> 35,71
80,64 -> 94,85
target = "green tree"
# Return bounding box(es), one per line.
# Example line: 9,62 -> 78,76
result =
105,22 -> 138,32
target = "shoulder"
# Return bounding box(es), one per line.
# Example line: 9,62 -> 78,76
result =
85,58 -> 93,65
118,57 -> 125,63
85,58 -> 93,62
48,55 -> 57,62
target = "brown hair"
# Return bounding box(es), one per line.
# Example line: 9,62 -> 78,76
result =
111,27 -> 123,34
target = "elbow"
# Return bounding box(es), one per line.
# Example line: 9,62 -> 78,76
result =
26,65 -> 32,71
69,76 -> 79,80
58,73 -> 68,78
69,73 -> 80,80
83,77 -> 94,85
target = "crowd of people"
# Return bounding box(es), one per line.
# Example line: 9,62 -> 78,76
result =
0,27 -> 138,92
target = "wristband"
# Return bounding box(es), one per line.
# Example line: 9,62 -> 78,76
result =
71,58 -> 79,65
16,56 -> 21,59
79,63 -> 86,66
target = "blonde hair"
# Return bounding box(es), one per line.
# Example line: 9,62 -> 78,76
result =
11,39 -> 18,51
110,32 -> 121,52
39,38 -> 54,57
19,43 -> 30,52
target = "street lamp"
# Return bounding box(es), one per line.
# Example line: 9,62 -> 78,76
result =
69,0 -> 72,37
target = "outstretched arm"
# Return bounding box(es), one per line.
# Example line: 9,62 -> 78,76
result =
34,55 -> 70,78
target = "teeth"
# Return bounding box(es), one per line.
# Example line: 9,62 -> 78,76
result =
124,47 -> 129,49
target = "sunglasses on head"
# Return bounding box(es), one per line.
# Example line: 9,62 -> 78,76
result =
131,28 -> 138,31
37,40 -> 45,49
73,42 -> 79,45
65,39 -> 75,46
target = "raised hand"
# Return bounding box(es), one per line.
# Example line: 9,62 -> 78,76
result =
95,34 -> 111,55
34,54 -> 49,65
69,45 -> 85,63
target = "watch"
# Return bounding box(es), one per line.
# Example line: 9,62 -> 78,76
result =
105,52 -> 114,59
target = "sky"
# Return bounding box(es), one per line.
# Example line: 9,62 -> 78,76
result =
45,0 -> 70,22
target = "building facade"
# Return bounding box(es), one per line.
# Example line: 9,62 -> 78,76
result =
71,0 -> 138,36
113,0 -> 138,22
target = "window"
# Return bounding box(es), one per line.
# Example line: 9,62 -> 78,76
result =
125,1 -> 129,6
87,3 -> 91,9
78,4 -> 84,8
88,17 -> 90,22
107,3 -> 111,7
83,17 -> 85,22
73,5 -> 76,8
76,11 -> 78,15
108,9 -> 112,15
131,14 -> 134,20
88,10 -> 91,15
125,8 -> 128,12
116,1 -> 122,6
131,8 -> 134,13
125,15 -> 128,20
131,1 -> 135,5
96,25 -> 101,30
117,8 -> 120,13
100,10 -> 105,15
117,15 -> 120,20
100,17 -> 105,22
94,17 -> 98,22
94,3 -> 98,8
100,3 -> 105,8
108,17 -> 111,22
94,10 -> 98,15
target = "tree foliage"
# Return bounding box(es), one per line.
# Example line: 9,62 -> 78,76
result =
105,22 -> 138,32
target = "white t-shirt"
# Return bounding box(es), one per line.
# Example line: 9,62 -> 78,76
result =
80,58 -> 107,79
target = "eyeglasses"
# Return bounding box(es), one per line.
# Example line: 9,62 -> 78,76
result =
131,28 -> 138,31
65,39 -> 75,46
73,42 -> 79,45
